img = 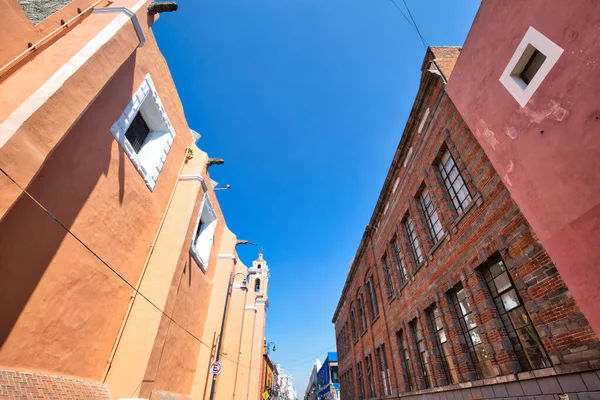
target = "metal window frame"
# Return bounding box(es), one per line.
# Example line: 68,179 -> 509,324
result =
391,236 -> 409,283
381,253 -> 396,297
367,276 -> 379,320
376,345 -> 392,396
405,216 -> 424,264
419,188 -> 444,243
428,306 -> 453,385
481,258 -> 551,371
365,354 -> 377,398
451,287 -> 484,379
439,150 -> 472,215
410,320 -> 431,389
398,329 -> 414,392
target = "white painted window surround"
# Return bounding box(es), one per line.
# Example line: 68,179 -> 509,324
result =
110,73 -> 176,191
499,27 -> 564,107
190,194 -> 218,272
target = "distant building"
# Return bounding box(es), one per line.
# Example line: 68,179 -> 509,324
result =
333,45 -> 600,400
317,352 -> 340,400
276,364 -> 298,400
445,0 -> 600,339
303,359 -> 322,400
261,340 -> 276,398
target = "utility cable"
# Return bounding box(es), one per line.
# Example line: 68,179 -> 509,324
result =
389,0 -> 428,49
399,0 -> 428,48
0,167 -> 261,371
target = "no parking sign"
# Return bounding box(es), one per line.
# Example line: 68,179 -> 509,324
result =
209,361 -> 222,375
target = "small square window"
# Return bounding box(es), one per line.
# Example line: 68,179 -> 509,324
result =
499,27 -> 563,107
514,46 -> 547,85
190,194 -> 218,271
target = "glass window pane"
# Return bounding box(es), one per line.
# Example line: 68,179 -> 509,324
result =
464,313 -> 477,329
489,261 -> 505,277
448,166 -> 459,182
438,330 -> 447,343
494,272 -> 512,293
509,306 -> 530,329
457,185 -> 471,204
470,327 -> 483,345
501,289 -> 520,311
460,299 -> 472,316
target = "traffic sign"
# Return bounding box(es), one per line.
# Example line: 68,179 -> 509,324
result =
262,391 -> 270,400
209,361 -> 222,375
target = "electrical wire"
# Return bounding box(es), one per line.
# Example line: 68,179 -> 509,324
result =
399,0 -> 428,48
0,166 -> 261,371
389,0 -> 428,49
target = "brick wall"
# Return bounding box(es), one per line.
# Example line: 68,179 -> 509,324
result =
0,369 -> 112,399
332,49 -> 600,400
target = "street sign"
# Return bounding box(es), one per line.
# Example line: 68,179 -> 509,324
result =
262,391 -> 269,400
209,361 -> 222,375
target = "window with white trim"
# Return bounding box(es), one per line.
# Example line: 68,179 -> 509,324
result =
419,188 -> 444,243
110,74 -> 176,191
499,27 -> 564,107
190,194 -> 217,271
439,150 -> 472,215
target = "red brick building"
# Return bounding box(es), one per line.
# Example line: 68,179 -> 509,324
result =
445,0 -> 600,339
333,47 -> 600,400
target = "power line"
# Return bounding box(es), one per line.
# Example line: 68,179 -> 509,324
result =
0,166 -> 261,372
400,0 -> 428,48
389,0 -> 428,49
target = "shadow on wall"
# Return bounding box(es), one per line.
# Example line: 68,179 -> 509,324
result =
0,52 -> 140,368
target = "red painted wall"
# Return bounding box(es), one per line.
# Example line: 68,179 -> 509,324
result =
446,0 -> 600,336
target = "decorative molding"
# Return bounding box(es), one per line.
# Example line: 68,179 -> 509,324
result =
218,253 -> 237,263
256,297 -> 269,308
92,6 -> 145,46
179,174 -> 208,191
245,306 -> 258,312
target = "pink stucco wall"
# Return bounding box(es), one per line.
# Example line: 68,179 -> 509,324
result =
446,0 -> 600,335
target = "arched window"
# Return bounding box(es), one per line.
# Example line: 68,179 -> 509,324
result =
255,279 -> 261,293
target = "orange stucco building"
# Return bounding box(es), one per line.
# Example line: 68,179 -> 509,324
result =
0,0 -> 269,398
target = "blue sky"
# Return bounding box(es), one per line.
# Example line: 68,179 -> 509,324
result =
153,0 -> 480,394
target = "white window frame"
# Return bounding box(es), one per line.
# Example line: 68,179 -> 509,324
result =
110,73 -> 176,190
190,194 -> 218,272
499,26 -> 564,107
